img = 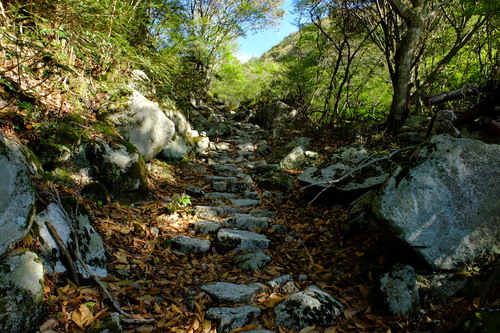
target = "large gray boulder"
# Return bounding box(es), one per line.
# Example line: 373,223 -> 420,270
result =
274,286 -> 343,330
0,250 -> 45,331
0,132 -> 37,255
372,135 -> 500,270
298,144 -> 395,193
102,88 -> 175,161
34,202 -> 108,278
160,134 -> 190,160
85,138 -> 148,195
161,107 -> 198,160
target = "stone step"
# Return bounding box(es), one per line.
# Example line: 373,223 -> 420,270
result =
205,192 -> 237,200
217,229 -> 270,253
171,235 -> 211,254
194,205 -> 243,219
223,214 -> 269,231
211,164 -> 241,176
233,251 -> 271,271
205,175 -> 237,184
201,282 -> 264,304
230,198 -> 261,207
205,305 -> 261,333
193,220 -> 222,235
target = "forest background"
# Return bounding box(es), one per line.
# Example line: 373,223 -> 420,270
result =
1,0 -> 497,140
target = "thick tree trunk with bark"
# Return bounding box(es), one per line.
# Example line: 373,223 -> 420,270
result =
386,16 -> 423,134
384,0 -> 451,135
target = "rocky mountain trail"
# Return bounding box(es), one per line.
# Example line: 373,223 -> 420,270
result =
1,102 -> 499,332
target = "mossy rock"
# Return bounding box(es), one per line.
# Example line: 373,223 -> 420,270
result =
29,139 -> 71,171
84,138 -> 148,198
82,182 -> 109,204
256,170 -> 294,191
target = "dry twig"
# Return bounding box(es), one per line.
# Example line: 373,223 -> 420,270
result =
303,146 -> 415,205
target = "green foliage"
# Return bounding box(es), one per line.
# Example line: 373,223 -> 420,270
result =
166,193 -> 192,212
210,47 -> 282,109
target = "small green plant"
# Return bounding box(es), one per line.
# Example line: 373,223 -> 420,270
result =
166,193 -> 191,212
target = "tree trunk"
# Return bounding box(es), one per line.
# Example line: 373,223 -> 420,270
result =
386,17 -> 423,135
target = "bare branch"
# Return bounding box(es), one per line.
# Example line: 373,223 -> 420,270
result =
303,146 -> 415,205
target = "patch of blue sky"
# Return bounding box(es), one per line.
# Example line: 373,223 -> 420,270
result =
236,0 -> 299,62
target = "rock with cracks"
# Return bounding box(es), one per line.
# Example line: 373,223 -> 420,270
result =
298,144 -> 394,193
34,203 -> 108,278
102,88 -> 175,161
372,135 -> 500,270
206,305 -> 261,333
85,138 -> 148,195
224,214 -> 270,231
0,132 -> 37,255
274,286 -> 343,330
194,205 -> 243,219
217,229 -> 270,254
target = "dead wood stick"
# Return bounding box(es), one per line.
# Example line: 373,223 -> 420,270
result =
303,146 -> 415,205
45,221 -> 80,286
46,222 -> 154,324
424,81 -> 493,106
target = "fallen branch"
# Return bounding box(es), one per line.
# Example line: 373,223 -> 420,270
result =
46,221 -> 155,324
303,146 -> 415,205
424,81 -> 493,106
48,186 -> 155,324
45,221 -> 80,286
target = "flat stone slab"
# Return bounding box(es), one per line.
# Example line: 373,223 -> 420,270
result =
201,282 -> 265,304
217,229 -> 270,253
171,235 -> 211,254
228,180 -> 255,193
224,214 -> 269,231
185,185 -> 205,198
243,191 -> 260,200
213,181 -> 229,192
230,199 -> 261,207
249,209 -> 276,218
205,192 -> 237,200
214,142 -> 231,150
212,164 -> 241,176
194,220 -> 222,235
205,175 -> 237,184
194,205 -> 243,219
233,251 -> 271,271
206,305 -> 261,333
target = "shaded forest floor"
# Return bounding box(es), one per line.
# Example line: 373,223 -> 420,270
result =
37,129 -> 499,333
